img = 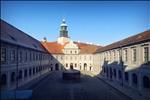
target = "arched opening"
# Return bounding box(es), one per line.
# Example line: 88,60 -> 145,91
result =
33,67 -> 35,75
29,68 -> 32,76
18,70 -> 22,80
55,63 -> 59,70
125,72 -> 129,82
84,63 -> 87,70
143,76 -> 150,89
70,63 -> 73,69
66,63 -> 68,68
1,74 -> 7,85
106,67 -> 108,77
113,69 -> 116,78
132,73 -> 138,85
11,72 -> 15,83
103,67 -> 106,73
50,64 -> 53,71
75,63 -> 77,68
118,70 -> 122,80
89,66 -> 92,71
110,67 -> 112,79
24,69 -> 28,78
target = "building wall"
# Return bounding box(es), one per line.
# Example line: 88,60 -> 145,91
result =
95,41 -> 150,92
0,42 -> 51,90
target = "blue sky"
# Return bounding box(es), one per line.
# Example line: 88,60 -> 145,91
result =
1,1 -> 149,46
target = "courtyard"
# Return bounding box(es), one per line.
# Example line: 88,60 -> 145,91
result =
20,71 -> 131,100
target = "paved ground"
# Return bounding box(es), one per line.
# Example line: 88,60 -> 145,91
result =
23,71 -> 131,100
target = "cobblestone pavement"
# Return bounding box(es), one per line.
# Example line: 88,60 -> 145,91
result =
26,71 -> 131,100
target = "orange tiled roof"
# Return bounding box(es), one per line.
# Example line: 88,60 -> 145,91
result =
41,41 -> 102,54
95,30 -> 150,53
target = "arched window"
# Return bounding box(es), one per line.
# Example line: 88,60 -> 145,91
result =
125,72 -> 129,81
132,73 -> 138,85
143,76 -> 150,89
75,63 -> 77,67
89,66 -> 92,71
113,69 -> 116,78
70,63 -> 73,69
66,63 -> 68,67
110,67 -> 112,78
36,67 -> 38,73
33,67 -> 35,75
103,67 -> 106,73
106,67 -> 108,77
118,70 -> 122,79
24,69 -> 27,78
29,68 -> 32,76
55,63 -> 59,70
84,63 -> 87,70
1,74 -> 7,85
18,70 -> 22,79
50,64 -> 53,71
11,72 -> 15,82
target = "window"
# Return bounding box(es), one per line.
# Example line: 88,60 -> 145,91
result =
25,52 -> 28,62
118,70 -> 122,79
75,51 -> 77,54
70,56 -> 72,60
24,69 -> 27,78
1,74 -> 7,85
132,73 -> 138,85
75,63 -> 77,67
30,52 -> 32,61
1,48 -> 6,62
113,69 -> 116,78
10,50 -> 15,62
132,48 -> 136,62
66,64 -> 68,67
18,70 -> 22,79
89,56 -> 92,60
143,76 -> 150,88
125,72 -> 129,81
11,72 -> 15,82
124,49 -> 128,62
29,68 -> 32,76
19,51 -> 23,62
70,51 -> 72,54
61,56 -> 63,60
75,56 -> 77,60
33,53 -> 35,61
84,56 -> 86,60
144,47 -> 149,62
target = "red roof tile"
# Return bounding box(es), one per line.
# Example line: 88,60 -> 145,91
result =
41,41 -> 102,54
